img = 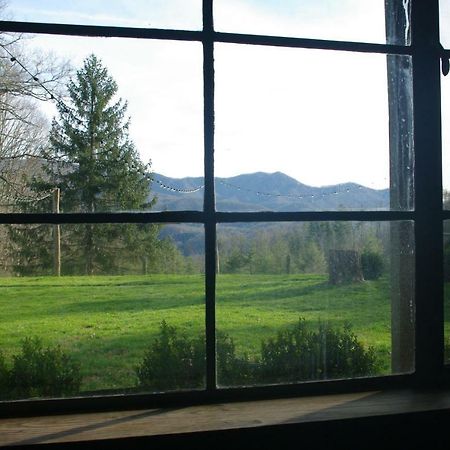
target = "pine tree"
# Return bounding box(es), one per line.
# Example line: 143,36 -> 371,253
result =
35,55 -> 155,275
48,54 -> 150,212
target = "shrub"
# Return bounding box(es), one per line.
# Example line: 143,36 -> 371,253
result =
136,319 -> 378,391
0,352 -> 9,394
136,322 -> 253,390
361,250 -> 384,280
258,319 -> 377,384
135,321 -> 205,391
0,337 -> 81,400
445,337 -> 450,362
444,243 -> 450,281
216,331 -> 254,386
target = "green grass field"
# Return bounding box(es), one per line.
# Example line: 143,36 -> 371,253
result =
0,273 -> 439,393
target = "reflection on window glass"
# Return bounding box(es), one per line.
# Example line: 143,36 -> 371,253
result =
215,0 -> 409,45
5,0 -> 202,30
215,44 -> 413,212
216,221 -> 415,387
0,34 -> 203,213
0,224 -> 205,400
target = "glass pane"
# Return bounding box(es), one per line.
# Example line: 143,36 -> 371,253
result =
215,45 -> 413,212
3,0 -> 202,30
0,223 -> 205,400
441,0 -> 450,48
216,221 -> 415,387
214,0 -> 411,45
443,73 -> 450,207
0,34 -> 203,213
445,220 -> 450,361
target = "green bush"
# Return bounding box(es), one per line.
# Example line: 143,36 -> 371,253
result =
361,250 -> 384,280
445,337 -> 450,362
0,352 -> 9,394
136,321 -> 205,391
258,319 -> 377,384
136,319 -> 378,390
444,243 -> 450,282
216,331 -> 254,386
136,322 -> 253,390
0,337 -> 81,400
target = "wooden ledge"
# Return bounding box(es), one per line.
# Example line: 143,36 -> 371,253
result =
1,389 -> 450,448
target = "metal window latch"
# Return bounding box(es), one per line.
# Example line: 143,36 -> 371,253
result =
441,45 -> 450,76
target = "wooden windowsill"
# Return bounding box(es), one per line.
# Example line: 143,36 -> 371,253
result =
1,389 -> 450,448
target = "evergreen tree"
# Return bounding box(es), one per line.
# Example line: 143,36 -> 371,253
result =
48,54 -> 151,213
49,55 -> 152,274
14,54 -> 163,275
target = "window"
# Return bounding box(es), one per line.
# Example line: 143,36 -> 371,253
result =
0,1 -> 445,415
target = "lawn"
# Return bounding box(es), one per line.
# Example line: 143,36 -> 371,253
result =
0,273 -> 400,392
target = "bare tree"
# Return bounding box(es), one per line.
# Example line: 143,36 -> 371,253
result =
0,16 -> 71,210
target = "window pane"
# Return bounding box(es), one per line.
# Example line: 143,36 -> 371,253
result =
0,34 -> 203,213
445,220 -> 450,362
215,45 -> 413,212
216,221 -> 414,387
443,73 -> 450,207
0,223 -> 205,400
441,0 -> 450,48
4,0 -> 202,30
214,0 -> 411,45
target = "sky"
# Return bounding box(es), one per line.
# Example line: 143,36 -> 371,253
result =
3,0 -> 443,191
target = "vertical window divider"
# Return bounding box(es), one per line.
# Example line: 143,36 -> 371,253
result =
411,0 -> 444,385
203,0 -> 217,392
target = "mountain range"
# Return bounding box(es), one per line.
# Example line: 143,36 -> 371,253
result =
151,171 -> 389,212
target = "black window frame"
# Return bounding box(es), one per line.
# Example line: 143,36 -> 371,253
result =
0,0 -> 446,417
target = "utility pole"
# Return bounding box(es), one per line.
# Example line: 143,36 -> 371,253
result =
53,187 -> 61,277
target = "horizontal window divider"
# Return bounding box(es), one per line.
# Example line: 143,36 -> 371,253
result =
214,32 -> 412,55
0,21 -> 413,56
0,373 -> 413,419
215,211 -> 415,223
0,20 -> 203,42
0,211 -> 419,225
0,211 -> 205,224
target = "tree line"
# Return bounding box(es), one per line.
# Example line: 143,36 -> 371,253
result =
217,222 -> 388,279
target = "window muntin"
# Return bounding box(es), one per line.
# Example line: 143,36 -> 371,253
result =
4,0 -> 202,31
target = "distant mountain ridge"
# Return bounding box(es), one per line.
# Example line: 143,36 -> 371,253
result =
151,171 -> 389,212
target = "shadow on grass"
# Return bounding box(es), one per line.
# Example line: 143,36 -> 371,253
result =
0,276 -> 203,289
217,281 -> 336,305
42,295 -> 205,316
